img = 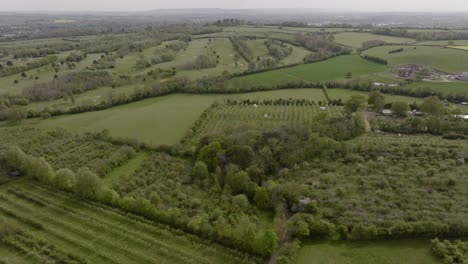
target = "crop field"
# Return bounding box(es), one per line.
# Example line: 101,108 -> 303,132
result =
8,94 -> 217,145
193,102 -> 343,137
333,32 -> 415,48
0,180 -> 256,264
363,45 -> 468,72
226,55 -> 387,89
297,240 -> 440,264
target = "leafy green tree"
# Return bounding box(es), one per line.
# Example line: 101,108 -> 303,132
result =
368,91 -> 385,113
226,145 -> 255,169
149,192 -> 161,205
98,188 -> 120,205
192,161 -> 209,180
391,101 -> 410,117
344,95 -> 367,114
232,194 -> 250,211
225,170 -> 255,196
254,186 -> 270,209
198,141 -> 222,172
2,146 -> 28,172
288,219 -> 310,238
254,229 -> 278,256
420,96 -> 446,115
29,157 -> 55,183
74,167 -> 102,199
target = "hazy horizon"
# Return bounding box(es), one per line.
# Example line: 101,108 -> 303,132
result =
1,0 -> 468,12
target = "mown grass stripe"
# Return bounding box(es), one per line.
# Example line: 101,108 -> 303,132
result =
7,188 -> 210,264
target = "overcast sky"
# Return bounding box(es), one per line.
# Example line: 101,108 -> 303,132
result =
1,0 -> 468,12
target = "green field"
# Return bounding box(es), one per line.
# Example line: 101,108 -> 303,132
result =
363,45 -> 468,73
194,101 -> 343,137
244,38 -> 309,65
28,84 -> 139,112
327,88 -> 424,104
334,32 -> 415,48
138,38 -> 248,79
0,52 -> 103,95
0,180 -> 255,264
405,81 -> 468,96
297,240 -> 440,264
417,40 -> 468,46
227,55 -> 387,88
5,94 -> 216,145
448,45 -> 468,51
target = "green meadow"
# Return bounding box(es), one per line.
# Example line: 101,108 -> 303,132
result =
363,45 -> 468,72
227,55 -> 387,88
334,32 -> 415,48
296,240 -> 440,264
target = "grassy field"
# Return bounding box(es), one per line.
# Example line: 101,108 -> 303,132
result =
226,55 -> 387,88
448,45 -> 468,51
5,94 -> 217,145
296,240 -> 440,264
103,152 -> 149,188
328,88 -> 467,111
405,81 -> 468,96
417,40 -> 468,46
244,38 -> 309,65
2,89 -> 335,145
28,84 -> 140,112
327,88 -> 424,104
363,45 -> 468,73
0,180 -> 256,264
0,52 -> 103,95
139,38 -> 248,79
334,32 -> 415,48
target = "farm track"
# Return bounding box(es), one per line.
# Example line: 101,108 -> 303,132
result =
0,180 -> 258,264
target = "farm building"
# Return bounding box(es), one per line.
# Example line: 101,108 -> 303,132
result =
382,109 -> 393,116
456,73 -> 468,81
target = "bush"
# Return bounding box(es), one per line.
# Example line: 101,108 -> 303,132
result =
74,167 -> 102,199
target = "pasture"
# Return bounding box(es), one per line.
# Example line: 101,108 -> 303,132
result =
418,40 -> 468,46
7,94 -> 217,145
0,180 -> 255,264
139,38 -> 248,79
333,32 -> 415,48
363,45 -> 468,72
0,52 -> 103,95
405,81 -> 468,96
28,84 -> 138,113
244,38 -> 310,65
226,55 -> 387,89
448,45 -> 468,51
296,240 -> 440,264
327,88 -> 425,104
